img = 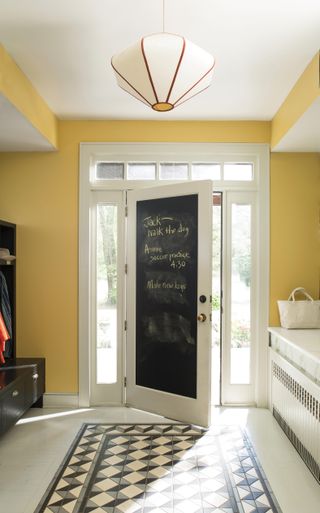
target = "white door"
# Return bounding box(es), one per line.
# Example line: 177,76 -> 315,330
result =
126,181 -> 213,426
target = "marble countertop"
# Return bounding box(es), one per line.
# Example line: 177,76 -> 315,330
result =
268,327 -> 320,363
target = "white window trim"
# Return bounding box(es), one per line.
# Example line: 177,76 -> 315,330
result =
79,142 -> 269,407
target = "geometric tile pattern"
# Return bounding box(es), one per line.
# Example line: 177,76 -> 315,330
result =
33,424 -> 282,513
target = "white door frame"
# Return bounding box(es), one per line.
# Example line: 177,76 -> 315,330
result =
79,142 -> 269,408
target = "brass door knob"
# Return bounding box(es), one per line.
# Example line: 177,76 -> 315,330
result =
197,313 -> 207,322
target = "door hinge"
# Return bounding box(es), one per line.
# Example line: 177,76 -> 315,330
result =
124,376 -> 127,387
124,320 -> 127,331
125,263 -> 128,274
125,206 -> 128,217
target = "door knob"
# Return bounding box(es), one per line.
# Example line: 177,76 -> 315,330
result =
197,313 -> 207,322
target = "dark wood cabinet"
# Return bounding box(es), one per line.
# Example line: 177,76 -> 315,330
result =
0,358 -> 45,435
0,220 -> 46,436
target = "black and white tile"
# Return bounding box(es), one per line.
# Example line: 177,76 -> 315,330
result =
33,424 -> 282,513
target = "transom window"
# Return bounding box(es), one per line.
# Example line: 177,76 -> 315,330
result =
93,161 -> 253,183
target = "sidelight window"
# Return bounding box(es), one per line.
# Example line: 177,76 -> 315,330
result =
96,204 -> 118,384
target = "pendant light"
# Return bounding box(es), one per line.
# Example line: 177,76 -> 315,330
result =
111,1 -> 215,111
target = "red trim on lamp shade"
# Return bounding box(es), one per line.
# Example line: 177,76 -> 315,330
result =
166,36 -> 186,103
111,57 -> 153,107
141,37 -> 159,104
174,84 -> 211,108
173,61 -> 215,106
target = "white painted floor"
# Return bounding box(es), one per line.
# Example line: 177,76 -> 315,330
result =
0,406 -> 319,513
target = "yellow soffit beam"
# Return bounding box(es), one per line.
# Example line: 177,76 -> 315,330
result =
271,51 -> 320,149
0,44 -> 58,149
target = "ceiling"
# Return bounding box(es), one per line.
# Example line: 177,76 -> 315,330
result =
0,0 -> 319,150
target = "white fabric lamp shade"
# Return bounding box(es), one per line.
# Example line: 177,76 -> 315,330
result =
111,33 -> 215,111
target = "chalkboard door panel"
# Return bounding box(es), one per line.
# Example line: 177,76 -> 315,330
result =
136,194 -> 198,398
126,181 -> 212,427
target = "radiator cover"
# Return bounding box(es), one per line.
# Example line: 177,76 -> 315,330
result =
270,350 -> 320,484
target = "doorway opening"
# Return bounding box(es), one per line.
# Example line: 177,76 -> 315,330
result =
79,142 -> 270,418
92,188 -> 222,413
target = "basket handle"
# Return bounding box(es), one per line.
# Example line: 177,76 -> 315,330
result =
288,287 -> 314,302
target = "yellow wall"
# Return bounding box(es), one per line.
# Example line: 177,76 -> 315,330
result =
269,153 -> 320,325
0,149 -> 78,392
0,120 -> 269,392
58,120 -> 271,145
0,120 -> 319,392
0,45 -> 58,149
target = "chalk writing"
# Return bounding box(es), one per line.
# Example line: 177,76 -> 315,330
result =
147,279 -> 187,293
143,215 -> 173,228
144,245 -> 191,268
144,244 -> 162,254
143,214 -> 190,239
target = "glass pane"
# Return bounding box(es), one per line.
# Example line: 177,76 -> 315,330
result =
212,193 -> 222,405
96,162 -> 124,180
96,204 -> 117,384
192,163 -> 221,180
127,163 -> 156,180
159,163 -> 188,180
224,163 -> 253,181
230,204 -> 251,384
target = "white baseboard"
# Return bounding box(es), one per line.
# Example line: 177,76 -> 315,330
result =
43,393 -> 79,408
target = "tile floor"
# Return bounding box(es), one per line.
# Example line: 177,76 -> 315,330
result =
0,407 -> 319,513
34,422 -> 282,513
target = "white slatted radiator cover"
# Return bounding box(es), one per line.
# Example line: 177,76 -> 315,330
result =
270,349 -> 320,483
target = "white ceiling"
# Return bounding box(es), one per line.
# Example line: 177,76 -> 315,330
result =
0,0 -> 319,149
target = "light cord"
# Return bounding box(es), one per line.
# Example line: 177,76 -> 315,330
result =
162,0 -> 165,32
